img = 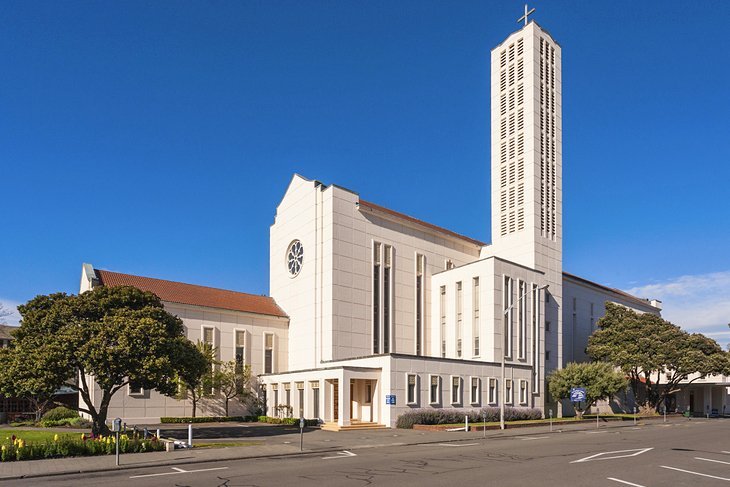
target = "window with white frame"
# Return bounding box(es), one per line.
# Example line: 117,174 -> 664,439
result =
383,244 -> 393,353
518,280 -> 527,359
201,326 -> 215,394
440,286 -> 446,358
271,384 -> 279,416
456,282 -> 463,358
284,383 -> 291,408
503,276 -> 513,359
473,277 -> 480,357
505,378 -> 513,404
407,374 -> 417,405
415,254 -> 425,356
264,333 -> 274,373
128,381 -> 144,396
235,330 -> 246,372
296,382 -> 304,416
451,376 -> 461,404
519,379 -> 528,404
311,381 -> 320,418
531,284 -> 540,393
373,242 -> 381,354
488,377 -> 497,404
429,375 -> 440,404
470,377 -> 480,405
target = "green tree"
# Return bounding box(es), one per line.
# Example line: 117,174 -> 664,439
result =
214,361 -> 260,417
0,287 -> 209,435
587,303 -> 730,411
548,362 -> 627,419
176,341 -> 216,417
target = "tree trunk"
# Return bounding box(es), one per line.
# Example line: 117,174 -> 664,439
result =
225,397 -> 229,417
191,396 -> 197,418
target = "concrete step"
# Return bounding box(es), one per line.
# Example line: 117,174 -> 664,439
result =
320,421 -> 386,432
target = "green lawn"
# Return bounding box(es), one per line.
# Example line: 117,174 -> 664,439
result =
0,429 -> 80,446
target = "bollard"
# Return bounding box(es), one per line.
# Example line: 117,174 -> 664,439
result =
465,415 -> 469,432
549,409 -> 553,433
482,411 -> 486,438
156,428 -> 160,440
188,423 -> 193,447
596,410 -> 599,429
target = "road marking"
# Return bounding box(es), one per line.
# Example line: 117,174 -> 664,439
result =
722,451 -> 730,455
323,450 -> 357,460
436,443 -> 479,447
520,436 -> 549,441
660,465 -> 730,481
607,478 -> 646,487
696,457 -> 730,466
571,448 -> 653,463
130,466 -> 229,479
585,431 -> 607,434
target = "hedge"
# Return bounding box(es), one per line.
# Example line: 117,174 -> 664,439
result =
160,416 -> 254,423
0,433 -> 164,462
257,416 -> 319,427
396,406 -> 542,429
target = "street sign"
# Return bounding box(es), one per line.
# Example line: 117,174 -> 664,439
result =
570,387 -> 587,402
385,394 -> 396,405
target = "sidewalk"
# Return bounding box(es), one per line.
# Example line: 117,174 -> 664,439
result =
0,417 -> 691,481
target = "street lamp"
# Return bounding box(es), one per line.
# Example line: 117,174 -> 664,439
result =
500,283 -> 549,430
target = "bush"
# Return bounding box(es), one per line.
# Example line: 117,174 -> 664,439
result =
257,416 -> 318,426
160,416 -> 246,424
42,407 -> 78,422
395,407 -> 542,429
39,417 -> 92,428
0,433 -> 165,462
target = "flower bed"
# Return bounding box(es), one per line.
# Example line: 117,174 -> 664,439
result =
0,432 -> 164,462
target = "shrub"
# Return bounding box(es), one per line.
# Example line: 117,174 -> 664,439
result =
160,416 -> 245,424
396,406 -> 542,429
42,407 -> 78,422
257,416 -> 318,426
0,433 -> 165,462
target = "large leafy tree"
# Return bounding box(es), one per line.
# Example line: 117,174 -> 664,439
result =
214,361 -> 260,417
0,286 -> 209,435
548,362 -> 627,418
587,303 -> 730,411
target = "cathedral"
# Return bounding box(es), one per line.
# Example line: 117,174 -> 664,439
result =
80,16 -> 666,428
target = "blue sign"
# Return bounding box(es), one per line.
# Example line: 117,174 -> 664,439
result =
570,387 -> 587,403
385,394 -> 396,405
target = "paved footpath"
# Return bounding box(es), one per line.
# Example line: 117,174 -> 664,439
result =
0,416 -> 689,481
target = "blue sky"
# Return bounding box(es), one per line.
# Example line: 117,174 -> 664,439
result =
1,1 -> 729,347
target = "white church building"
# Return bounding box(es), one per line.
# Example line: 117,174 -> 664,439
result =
79,18 -> 682,428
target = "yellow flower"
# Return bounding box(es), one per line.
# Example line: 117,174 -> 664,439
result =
17,439 -> 25,448
54,434 -> 59,442
1,445 -> 6,452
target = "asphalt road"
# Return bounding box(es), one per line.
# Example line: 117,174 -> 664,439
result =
9,419 -> 730,486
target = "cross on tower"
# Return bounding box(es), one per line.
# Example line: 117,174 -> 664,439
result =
517,4 -> 536,26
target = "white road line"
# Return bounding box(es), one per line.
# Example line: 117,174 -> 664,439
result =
722,451 -> 730,455
571,448 -> 653,464
130,467 -> 229,479
322,450 -> 357,460
520,436 -> 549,441
660,466 -> 730,481
585,431 -> 607,434
436,443 -> 479,447
607,478 -> 646,487
696,457 -> 730,466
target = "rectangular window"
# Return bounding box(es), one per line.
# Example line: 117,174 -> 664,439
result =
284,383 -> 291,408
272,384 -> 278,416
407,374 -> 417,405
311,381 -> 320,418
545,350 -> 550,361
470,377 -> 480,405
264,333 -> 274,374
202,326 -> 215,394
429,375 -> 440,404
451,376 -> 461,405
473,277 -> 480,357
440,286 -> 447,358
488,378 -> 497,404
128,381 -> 144,396
296,382 -> 304,417
519,379 -> 528,405
235,330 -> 246,372
503,276 -> 513,359
545,321 -> 551,332
532,284 -> 540,393
456,282 -> 463,358
373,242 -> 381,354
415,254 -> 425,356
518,280 -> 527,359
505,379 -> 513,405
383,245 -> 392,353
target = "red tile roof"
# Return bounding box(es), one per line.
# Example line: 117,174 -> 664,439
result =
95,269 -> 288,318
358,200 -> 487,247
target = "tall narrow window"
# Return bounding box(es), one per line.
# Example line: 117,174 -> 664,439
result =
456,282 -> 463,358
202,326 -> 215,394
470,377 -> 480,404
440,286 -> 447,358
383,245 -> 392,353
235,330 -> 246,372
430,375 -> 440,404
518,280 -> 527,359
373,242 -> 381,354
202,326 -> 214,347
503,276 -> 513,359
296,382 -> 304,417
271,384 -> 278,416
532,284 -> 540,393
519,379 -> 528,404
264,333 -> 274,373
488,378 -> 497,404
284,383 -> 291,409
473,277 -> 480,357
415,254 -> 425,356
407,374 -> 417,404
505,379 -> 513,404
451,376 -> 461,404
311,381 -> 320,418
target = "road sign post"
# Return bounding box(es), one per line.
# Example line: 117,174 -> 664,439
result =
112,418 -> 122,466
299,417 -> 305,451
